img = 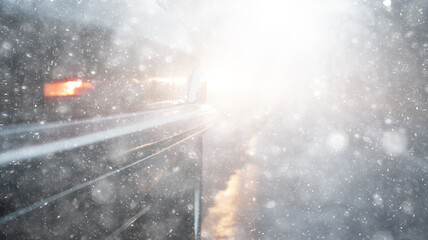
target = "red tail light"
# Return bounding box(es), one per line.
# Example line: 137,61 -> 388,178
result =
44,79 -> 94,99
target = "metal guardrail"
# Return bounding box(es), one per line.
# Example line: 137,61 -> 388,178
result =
0,104 -> 214,165
0,104 -> 215,239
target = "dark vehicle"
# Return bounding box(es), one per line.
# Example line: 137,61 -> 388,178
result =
0,0 -> 206,124
0,1 -> 212,239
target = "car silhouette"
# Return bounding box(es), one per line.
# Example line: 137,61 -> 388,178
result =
0,1 -> 211,239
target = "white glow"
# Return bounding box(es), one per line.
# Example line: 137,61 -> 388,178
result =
202,0 -> 350,99
203,65 -> 251,93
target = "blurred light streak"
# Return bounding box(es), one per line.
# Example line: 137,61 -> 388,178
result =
202,163 -> 260,240
44,79 -> 94,99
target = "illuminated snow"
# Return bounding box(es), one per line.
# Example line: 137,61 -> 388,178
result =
326,131 -> 349,153
381,130 -> 407,155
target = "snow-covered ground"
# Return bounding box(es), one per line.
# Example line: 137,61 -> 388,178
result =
202,89 -> 428,239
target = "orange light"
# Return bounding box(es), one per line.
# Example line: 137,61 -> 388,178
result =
44,79 -> 94,99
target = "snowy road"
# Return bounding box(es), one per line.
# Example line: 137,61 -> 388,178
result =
201,96 -> 428,240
